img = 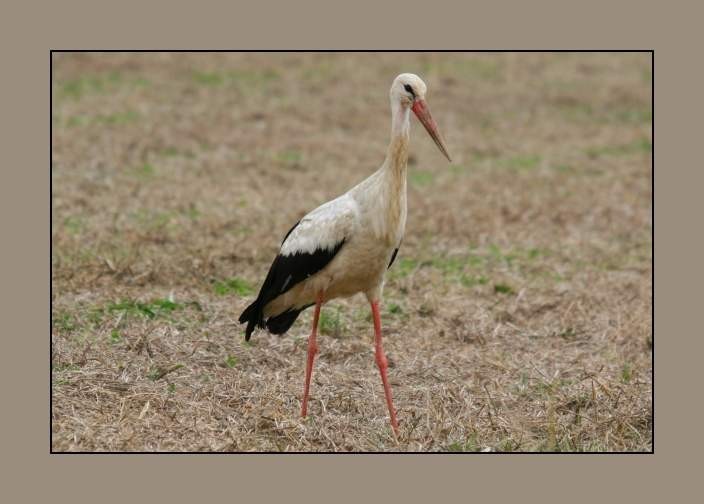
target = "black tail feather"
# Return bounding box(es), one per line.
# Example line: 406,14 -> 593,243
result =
239,298 -> 264,341
266,306 -> 305,334
239,299 -> 313,341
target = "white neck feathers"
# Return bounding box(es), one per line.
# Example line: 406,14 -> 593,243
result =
384,100 -> 410,173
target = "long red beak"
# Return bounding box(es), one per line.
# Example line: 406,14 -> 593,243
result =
411,99 -> 452,162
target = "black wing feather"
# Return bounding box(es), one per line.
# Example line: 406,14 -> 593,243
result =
388,247 -> 400,269
265,303 -> 314,334
239,222 -> 345,340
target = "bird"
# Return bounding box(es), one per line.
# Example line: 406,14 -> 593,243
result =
239,73 -> 451,436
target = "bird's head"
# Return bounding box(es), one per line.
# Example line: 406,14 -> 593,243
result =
391,73 -> 451,162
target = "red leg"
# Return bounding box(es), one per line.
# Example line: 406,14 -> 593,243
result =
301,294 -> 323,418
371,300 -> 399,436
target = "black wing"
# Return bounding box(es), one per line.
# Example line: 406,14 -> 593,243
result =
239,222 -> 345,340
388,246 -> 400,269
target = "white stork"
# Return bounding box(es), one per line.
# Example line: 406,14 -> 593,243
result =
239,73 -> 451,435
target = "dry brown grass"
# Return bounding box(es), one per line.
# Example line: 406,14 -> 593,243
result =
51,52 -> 652,452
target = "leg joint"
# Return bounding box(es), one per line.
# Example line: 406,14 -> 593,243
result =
375,350 -> 388,370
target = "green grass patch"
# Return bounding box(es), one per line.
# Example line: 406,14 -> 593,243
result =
493,283 -> 515,295
449,164 -> 465,174
56,72 -> 149,100
224,355 -> 238,368
53,312 -> 77,332
275,150 -> 303,167
446,433 -> 481,452
428,58 -> 502,82
52,362 -> 81,372
584,138 -> 651,159
193,71 -> 225,86
389,257 -> 419,278
557,99 -> 651,125
85,307 -> 105,327
148,363 -> 184,381
183,205 -> 201,221
229,225 -> 252,237
63,216 -> 84,235
300,60 -> 339,83
158,147 -> 195,159
131,163 -> 156,180
160,147 -> 180,157
612,107 -> 652,124
426,256 -> 466,275
488,244 -> 518,266
552,164 -> 574,173
527,248 -> 542,259
107,298 -> 183,319
460,274 -> 488,288
555,101 -> 594,122
409,170 -> 434,188
319,309 -> 342,336
556,327 -> 580,341
214,277 -> 254,297
532,378 -> 573,397
459,59 -> 502,81
130,209 -> 172,232
192,69 -> 280,89
502,154 -> 541,172
66,116 -> 87,128
96,110 -> 140,125
66,110 -> 140,128
109,329 -> 122,344
390,245 -> 550,287
497,438 -> 520,452
387,302 -> 404,315
621,363 -> 633,383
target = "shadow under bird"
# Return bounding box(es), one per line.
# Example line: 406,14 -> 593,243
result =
239,73 -> 452,436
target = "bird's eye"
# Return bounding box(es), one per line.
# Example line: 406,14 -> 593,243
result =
403,84 -> 415,97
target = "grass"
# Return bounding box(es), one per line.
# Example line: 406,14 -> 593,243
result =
66,110 -> 140,128
388,245 -> 555,291
493,283 -> 515,295
192,68 -> 279,91
63,216 -> 84,234
275,150 -> 303,168
502,154 -> 541,172
213,278 -> 254,297
424,57 -> 504,82
460,274 -> 489,288
51,52 -> 651,452
387,302 -> 403,315
584,138 -> 652,159
621,363 -> 633,383
446,434 -> 481,452
148,364 -> 184,381
390,257 -> 419,278
409,170 -> 435,187
53,312 -> 77,332
319,309 -> 343,337
56,72 -> 149,100
553,99 -> 652,126
107,298 -> 183,319
132,163 -> 156,180
109,329 -> 122,344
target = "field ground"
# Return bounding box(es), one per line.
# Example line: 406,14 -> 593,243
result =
51,52 -> 652,451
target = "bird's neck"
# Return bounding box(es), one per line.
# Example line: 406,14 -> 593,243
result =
384,101 -> 410,176
370,101 -> 409,245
